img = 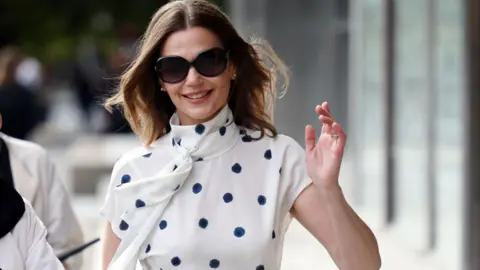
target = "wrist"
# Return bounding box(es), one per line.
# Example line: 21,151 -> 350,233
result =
313,181 -> 343,198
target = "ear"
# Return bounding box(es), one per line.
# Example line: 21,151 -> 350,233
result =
227,62 -> 236,80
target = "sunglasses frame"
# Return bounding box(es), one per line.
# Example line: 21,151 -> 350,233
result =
154,47 -> 230,84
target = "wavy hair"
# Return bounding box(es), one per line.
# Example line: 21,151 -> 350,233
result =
104,0 -> 290,146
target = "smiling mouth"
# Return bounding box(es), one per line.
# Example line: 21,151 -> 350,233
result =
183,90 -> 213,100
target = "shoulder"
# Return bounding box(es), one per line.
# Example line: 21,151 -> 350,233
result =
1,133 -> 48,160
240,128 -> 304,157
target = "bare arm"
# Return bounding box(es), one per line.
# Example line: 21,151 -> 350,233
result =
291,184 -> 381,270
101,222 -> 121,270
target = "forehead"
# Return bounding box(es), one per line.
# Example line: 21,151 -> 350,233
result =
161,26 -> 223,60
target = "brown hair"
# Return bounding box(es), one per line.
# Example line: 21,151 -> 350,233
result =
0,46 -> 23,86
104,0 -> 289,146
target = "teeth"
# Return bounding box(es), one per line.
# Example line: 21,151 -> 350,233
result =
186,92 -> 209,99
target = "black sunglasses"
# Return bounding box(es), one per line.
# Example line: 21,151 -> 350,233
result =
154,47 -> 229,84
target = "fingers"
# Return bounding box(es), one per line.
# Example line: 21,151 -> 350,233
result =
316,102 -> 335,121
305,125 -> 316,151
332,122 -> 347,143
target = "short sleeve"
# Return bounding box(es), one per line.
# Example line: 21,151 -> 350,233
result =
278,136 -> 312,220
99,157 -> 142,238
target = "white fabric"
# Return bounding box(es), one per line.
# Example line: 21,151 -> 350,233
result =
0,199 -> 64,270
0,133 -> 84,269
101,105 -> 311,270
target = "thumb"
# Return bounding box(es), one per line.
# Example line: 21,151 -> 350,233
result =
305,125 -> 316,152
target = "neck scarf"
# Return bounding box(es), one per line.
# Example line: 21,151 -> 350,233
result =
109,105 -> 239,270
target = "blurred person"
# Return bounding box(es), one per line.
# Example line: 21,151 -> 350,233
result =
0,46 -> 43,140
100,1 -> 381,270
0,112 -> 84,269
0,177 -> 64,270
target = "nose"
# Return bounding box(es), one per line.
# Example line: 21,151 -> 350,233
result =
184,66 -> 203,86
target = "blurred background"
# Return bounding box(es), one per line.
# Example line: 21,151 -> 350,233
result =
1,0 -> 479,269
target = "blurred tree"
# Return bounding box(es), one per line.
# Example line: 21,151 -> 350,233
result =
0,0 -> 226,63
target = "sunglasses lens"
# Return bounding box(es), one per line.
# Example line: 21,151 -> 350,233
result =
194,48 -> 228,77
156,57 -> 189,83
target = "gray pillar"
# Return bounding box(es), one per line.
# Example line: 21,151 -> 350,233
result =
228,0 -> 349,145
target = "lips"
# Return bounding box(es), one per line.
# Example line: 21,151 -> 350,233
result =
183,90 -> 213,100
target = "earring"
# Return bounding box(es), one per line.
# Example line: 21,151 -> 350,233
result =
232,73 -> 237,80
160,88 -> 166,92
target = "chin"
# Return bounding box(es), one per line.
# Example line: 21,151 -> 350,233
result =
178,103 -> 225,125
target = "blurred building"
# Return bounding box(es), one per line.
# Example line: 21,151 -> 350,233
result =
228,0 -> 479,269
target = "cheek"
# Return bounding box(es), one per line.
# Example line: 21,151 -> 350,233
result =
212,75 -> 232,95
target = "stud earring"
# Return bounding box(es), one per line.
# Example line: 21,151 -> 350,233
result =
232,73 -> 237,80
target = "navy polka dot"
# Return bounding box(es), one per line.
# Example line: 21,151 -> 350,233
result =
159,220 -> 167,230
172,137 -> 176,146
209,259 -> 220,268
121,174 -> 131,184
219,126 -> 226,136
195,124 -> 206,135
171,256 -> 181,266
174,184 -> 180,191
279,167 -> 282,174
173,165 -> 178,171
196,157 -> 204,162
145,244 -> 151,253
226,118 -> 229,123
258,195 -> 267,205
178,139 -> 182,146
264,149 -> 272,160
256,265 -> 265,270
239,129 -> 246,135
192,183 -> 203,194
223,193 -> 233,203
143,153 -> 152,158
231,163 -> 242,173
241,135 -> 252,142
135,199 -> 146,208
272,230 -> 276,239
234,227 -> 245,237
119,220 -> 129,231
199,218 -> 209,229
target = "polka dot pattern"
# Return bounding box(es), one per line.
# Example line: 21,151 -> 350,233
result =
171,256 -> 181,266
121,174 -> 131,184
257,195 -> 267,205
192,183 -> 203,194
209,259 -> 220,268
106,106 -> 310,269
119,220 -> 129,231
195,124 -> 206,135
219,126 -> 227,136
223,193 -> 233,203
159,220 -> 167,230
135,199 -> 146,208
231,163 -> 242,173
234,227 -> 245,237
199,218 -> 209,229
264,149 -> 272,160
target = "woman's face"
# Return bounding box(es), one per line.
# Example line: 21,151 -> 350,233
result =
158,26 -> 235,125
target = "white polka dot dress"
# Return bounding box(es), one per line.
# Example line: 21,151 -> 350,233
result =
100,106 -> 311,270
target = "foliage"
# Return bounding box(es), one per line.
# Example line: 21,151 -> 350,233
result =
0,0 -> 226,63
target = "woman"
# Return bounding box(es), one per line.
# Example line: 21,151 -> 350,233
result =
100,1 -> 381,269
0,177 -> 64,269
